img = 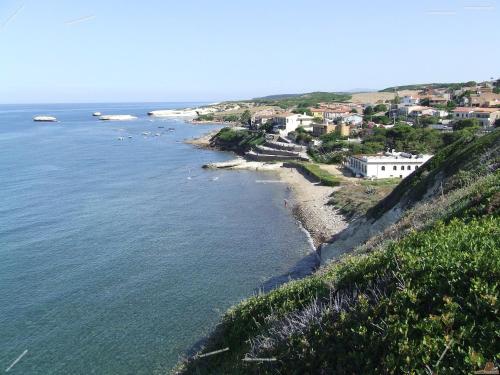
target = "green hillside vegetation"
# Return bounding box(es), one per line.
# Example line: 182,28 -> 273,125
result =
309,125 -> 464,165
210,128 -> 265,153
328,178 -> 400,220
175,130 -> 500,374
252,92 -> 352,109
379,81 -> 477,92
287,162 -> 341,187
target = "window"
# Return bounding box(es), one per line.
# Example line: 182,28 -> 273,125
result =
393,166 -> 397,171
415,165 -> 418,169
407,166 -> 411,170
381,166 -> 385,171
401,166 -> 405,170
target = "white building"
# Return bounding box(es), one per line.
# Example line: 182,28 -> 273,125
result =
452,107 -> 500,128
340,113 -> 363,126
273,113 -> 314,136
346,151 -> 433,179
401,95 -> 420,106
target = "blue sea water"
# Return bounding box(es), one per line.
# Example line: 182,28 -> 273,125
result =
0,103 -> 313,374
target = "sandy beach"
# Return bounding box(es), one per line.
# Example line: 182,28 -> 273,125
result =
277,166 -> 347,247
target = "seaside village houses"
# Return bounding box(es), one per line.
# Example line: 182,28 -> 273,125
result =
346,150 -> 433,179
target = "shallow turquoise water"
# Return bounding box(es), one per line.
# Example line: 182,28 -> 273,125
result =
0,103 -> 313,374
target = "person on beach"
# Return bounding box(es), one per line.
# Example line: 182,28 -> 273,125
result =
284,199 -> 288,208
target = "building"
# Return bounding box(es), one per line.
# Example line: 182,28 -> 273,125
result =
431,109 -> 449,118
312,123 -> 336,137
273,113 -> 314,136
399,105 -> 434,117
310,108 -> 325,119
250,109 -> 276,129
324,106 -> 351,120
338,123 -> 350,137
346,151 -> 433,179
401,95 -> 420,106
452,107 -> 500,128
340,113 -> 363,126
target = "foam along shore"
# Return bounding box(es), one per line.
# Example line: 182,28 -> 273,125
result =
202,158 -> 347,247
99,115 -> 137,121
33,116 -> 57,122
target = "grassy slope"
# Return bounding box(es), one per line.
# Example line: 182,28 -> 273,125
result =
288,161 -> 342,186
175,131 -> 500,374
379,82 -> 473,92
329,178 -> 400,220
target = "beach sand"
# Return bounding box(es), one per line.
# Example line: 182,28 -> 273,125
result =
277,166 -> 347,248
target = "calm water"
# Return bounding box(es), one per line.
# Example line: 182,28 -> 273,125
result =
0,103 -> 313,374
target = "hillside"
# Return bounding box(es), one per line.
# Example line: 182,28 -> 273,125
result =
379,81 -> 477,92
251,91 -> 352,108
175,130 -> 499,374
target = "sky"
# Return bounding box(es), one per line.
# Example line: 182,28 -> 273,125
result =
0,0 -> 498,103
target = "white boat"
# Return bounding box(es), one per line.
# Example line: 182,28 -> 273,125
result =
99,115 -> 137,121
33,116 -> 57,122
92,112 -> 102,116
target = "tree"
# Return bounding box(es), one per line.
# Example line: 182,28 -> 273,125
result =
363,106 -> 374,116
240,110 -> 251,126
350,108 -> 358,113
373,104 -> 388,113
453,118 -> 480,131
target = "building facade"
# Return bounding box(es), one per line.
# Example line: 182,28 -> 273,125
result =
346,151 -> 433,179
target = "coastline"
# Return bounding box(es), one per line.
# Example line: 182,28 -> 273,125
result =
186,130 -> 348,248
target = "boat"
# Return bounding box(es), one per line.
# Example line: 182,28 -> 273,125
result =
33,116 -> 57,122
99,115 -> 137,121
92,112 -> 102,116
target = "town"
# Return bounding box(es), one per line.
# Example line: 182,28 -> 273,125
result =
196,79 -> 499,180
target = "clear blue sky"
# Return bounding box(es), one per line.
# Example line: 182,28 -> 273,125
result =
1,0 -> 498,103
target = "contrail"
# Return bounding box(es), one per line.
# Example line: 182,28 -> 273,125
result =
0,3 -> 25,30
5,349 -> 28,372
65,15 -> 95,25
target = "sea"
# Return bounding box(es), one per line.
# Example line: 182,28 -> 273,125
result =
0,103 -> 314,374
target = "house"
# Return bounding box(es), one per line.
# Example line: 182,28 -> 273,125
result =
311,108 -> 326,119
452,107 -> 475,120
399,105 -> 434,117
273,113 -> 314,136
345,151 -> 433,179
431,109 -> 449,118
428,96 -> 449,106
338,123 -> 351,137
312,123 -> 336,137
340,114 -> 363,126
250,109 -> 276,129
471,108 -> 500,128
324,106 -> 351,120
401,95 -> 420,106
451,107 -> 500,128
